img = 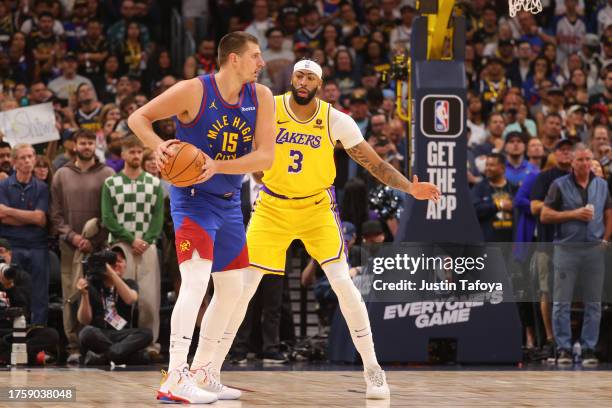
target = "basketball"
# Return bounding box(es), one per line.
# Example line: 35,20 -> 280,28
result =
160,142 -> 206,187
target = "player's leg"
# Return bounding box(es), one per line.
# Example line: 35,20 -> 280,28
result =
191,207 -> 250,399
322,261 -> 389,399
203,192 -> 292,375
157,214 -> 218,404
302,189 -> 389,399
209,267 -> 263,373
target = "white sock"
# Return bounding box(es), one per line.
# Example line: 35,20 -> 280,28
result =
168,254 -> 212,371
191,269 -> 246,370
208,268 -> 263,374
323,260 -> 381,371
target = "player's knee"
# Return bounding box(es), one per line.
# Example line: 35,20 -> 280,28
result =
240,268 -> 263,299
179,258 -> 212,288
329,276 -> 361,304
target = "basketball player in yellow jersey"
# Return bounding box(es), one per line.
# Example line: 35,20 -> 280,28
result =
196,60 -> 440,399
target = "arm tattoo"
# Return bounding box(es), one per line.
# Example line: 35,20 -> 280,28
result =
345,144 -> 411,192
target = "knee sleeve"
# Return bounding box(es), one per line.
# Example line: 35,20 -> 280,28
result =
179,257 -> 212,290
324,261 -> 364,310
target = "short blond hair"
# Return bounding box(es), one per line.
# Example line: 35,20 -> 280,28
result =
11,143 -> 34,159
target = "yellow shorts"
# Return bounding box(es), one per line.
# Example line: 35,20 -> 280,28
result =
247,188 -> 345,275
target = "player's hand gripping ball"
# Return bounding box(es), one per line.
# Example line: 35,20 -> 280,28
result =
160,142 -> 207,187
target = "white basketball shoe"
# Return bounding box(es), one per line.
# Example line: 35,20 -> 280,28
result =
364,367 -> 390,399
191,364 -> 242,400
157,364 -> 218,404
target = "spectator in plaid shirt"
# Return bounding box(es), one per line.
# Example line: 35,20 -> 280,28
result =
101,134 -> 164,355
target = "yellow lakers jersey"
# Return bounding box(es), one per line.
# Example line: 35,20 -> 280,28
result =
262,94 -> 336,198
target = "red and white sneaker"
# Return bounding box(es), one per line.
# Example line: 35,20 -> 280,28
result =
157,364 -> 218,404
191,365 -> 242,400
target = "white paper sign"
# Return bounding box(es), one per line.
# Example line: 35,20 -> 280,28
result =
0,103 -> 60,146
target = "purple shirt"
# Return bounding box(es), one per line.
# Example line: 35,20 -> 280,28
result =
106,157 -> 124,173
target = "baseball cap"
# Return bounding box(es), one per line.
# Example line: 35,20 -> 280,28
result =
280,5 -> 299,16
342,222 -> 356,241
63,51 -> 78,62
567,105 -> 587,115
0,238 -> 11,250
293,59 -> 322,79
585,34 -> 600,48
590,103 -> 609,116
554,138 -> 574,150
350,94 -> 367,104
293,42 -> 310,52
382,89 -> 395,100
362,220 -> 383,237
547,86 -> 563,95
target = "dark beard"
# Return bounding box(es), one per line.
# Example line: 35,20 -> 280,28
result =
76,150 -> 94,161
291,85 -> 317,105
0,161 -> 11,173
80,99 -> 94,108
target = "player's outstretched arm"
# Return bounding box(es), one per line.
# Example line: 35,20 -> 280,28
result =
201,84 -> 275,179
345,141 -> 440,201
128,79 -> 200,168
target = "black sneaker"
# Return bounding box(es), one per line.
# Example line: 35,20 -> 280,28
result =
582,349 -> 599,367
542,340 -> 556,364
262,351 -> 288,364
229,352 -> 247,365
556,349 -> 572,366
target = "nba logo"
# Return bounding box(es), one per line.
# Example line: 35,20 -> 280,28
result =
434,100 -> 449,132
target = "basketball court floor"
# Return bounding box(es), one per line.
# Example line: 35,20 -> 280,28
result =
2,363 -> 611,407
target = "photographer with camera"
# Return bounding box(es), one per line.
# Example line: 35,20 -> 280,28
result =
75,247 -> 152,366
0,239 -> 60,365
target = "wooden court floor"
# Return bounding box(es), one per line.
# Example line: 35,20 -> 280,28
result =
1,368 -> 612,407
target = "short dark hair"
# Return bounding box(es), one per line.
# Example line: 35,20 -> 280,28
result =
0,141 -> 11,150
545,112 -> 562,122
38,11 -> 54,20
121,134 -> 143,150
74,129 -> 96,142
488,112 -> 504,124
265,27 -> 283,38
487,153 -> 506,166
217,31 -> 259,66
365,5 -> 379,14
483,5 -> 497,14
323,78 -> 338,88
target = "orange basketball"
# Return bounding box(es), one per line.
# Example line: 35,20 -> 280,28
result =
160,142 -> 206,187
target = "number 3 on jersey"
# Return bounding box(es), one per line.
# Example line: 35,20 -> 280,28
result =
288,150 -> 303,173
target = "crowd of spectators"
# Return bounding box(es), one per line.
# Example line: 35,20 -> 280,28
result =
0,0 -> 611,366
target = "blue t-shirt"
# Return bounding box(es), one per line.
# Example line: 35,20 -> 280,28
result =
0,174 -> 49,249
